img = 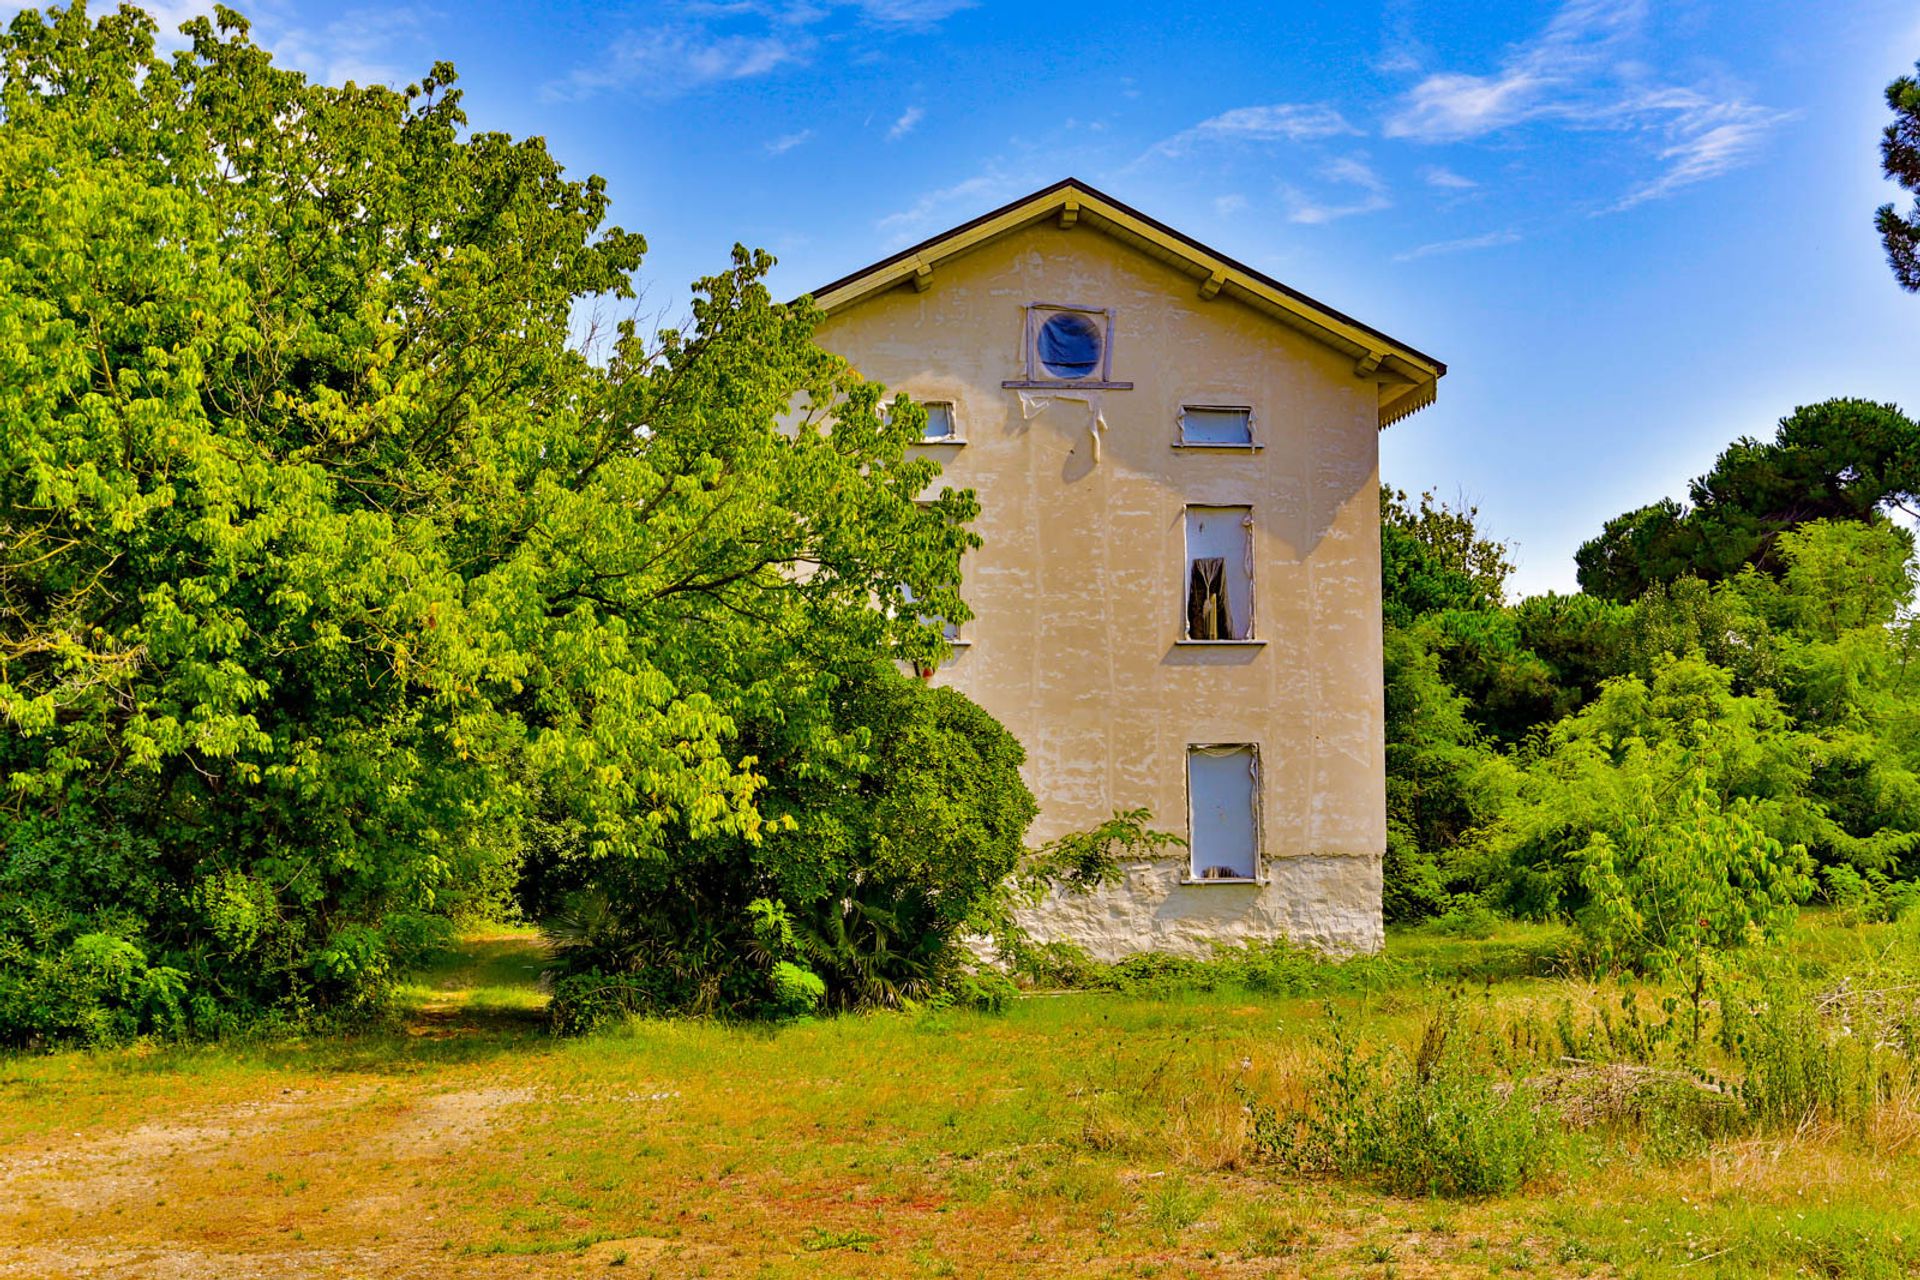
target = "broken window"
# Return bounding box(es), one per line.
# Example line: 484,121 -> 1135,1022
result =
1188,745 -> 1260,881
1178,405 -> 1254,446
1184,505 -> 1254,641
920,401 -> 958,441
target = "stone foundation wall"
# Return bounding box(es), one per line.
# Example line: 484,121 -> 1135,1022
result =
1011,852 -> 1383,961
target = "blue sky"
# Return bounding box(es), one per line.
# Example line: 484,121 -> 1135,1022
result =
48,0 -> 1920,595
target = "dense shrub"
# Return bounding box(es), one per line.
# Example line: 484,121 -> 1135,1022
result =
537,663 -> 1037,1019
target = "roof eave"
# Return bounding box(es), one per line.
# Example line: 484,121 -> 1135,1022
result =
805,178 -> 1445,428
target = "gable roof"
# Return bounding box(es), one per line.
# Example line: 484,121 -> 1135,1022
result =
807,177 -> 1444,428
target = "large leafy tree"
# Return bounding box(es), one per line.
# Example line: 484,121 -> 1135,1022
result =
1574,399 -> 1920,601
0,4 -> 975,1041
1880,60 -> 1920,292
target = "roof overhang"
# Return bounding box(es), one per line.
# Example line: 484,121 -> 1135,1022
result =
806,178 -> 1445,429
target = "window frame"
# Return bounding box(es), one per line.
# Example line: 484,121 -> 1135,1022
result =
916,399 -> 964,446
1179,503 -> 1263,646
1183,742 -> 1264,884
1000,302 -> 1133,390
1174,403 -> 1260,451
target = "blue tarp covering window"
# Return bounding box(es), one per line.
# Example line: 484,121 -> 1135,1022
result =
1037,311 -> 1102,380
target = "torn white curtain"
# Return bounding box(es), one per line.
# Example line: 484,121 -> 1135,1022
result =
1018,389 -> 1107,462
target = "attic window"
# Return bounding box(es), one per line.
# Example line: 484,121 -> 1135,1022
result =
1178,405 -> 1255,448
1038,311 -> 1101,379
1011,304 -> 1124,387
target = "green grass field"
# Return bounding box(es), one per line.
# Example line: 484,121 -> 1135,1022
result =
1,918 -> 1915,1279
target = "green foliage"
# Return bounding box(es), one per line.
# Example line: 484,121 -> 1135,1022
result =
1879,60 -> 1920,291
0,4 -> 979,1042
1013,937 -> 1410,998
538,663 -> 1037,1020
1466,654 -> 1819,924
1248,1004 -> 1556,1197
1576,769 -> 1813,977
1380,486 -> 1513,627
1575,400 -> 1920,601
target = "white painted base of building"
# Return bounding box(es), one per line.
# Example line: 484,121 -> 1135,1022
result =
1011,852 -> 1383,962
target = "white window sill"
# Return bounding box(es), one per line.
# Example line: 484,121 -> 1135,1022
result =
944,639 -> 973,648
1180,876 -> 1266,886
915,438 -> 967,447
1001,379 -> 1135,391
1173,442 -> 1261,451
1175,638 -> 1266,647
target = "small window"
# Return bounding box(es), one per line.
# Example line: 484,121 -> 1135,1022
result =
1024,304 -> 1114,384
921,401 -> 958,441
899,582 -> 963,644
1179,405 -> 1254,447
1184,505 -> 1254,641
1188,745 -> 1260,881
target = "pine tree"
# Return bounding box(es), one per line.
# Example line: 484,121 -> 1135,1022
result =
1879,62 -> 1920,291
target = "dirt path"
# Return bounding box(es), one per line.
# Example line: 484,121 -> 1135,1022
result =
0,933 -> 585,1280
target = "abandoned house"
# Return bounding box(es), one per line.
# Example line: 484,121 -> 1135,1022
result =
809,178 -> 1444,958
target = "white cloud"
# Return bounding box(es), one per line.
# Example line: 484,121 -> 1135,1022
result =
765,129 -> 815,154
1214,193 -> 1249,217
1422,165 -> 1477,189
856,0 -> 974,23
550,0 -> 969,99
888,105 -> 924,140
1385,0 -> 1645,142
546,26 -> 810,100
1607,94 -> 1798,211
1383,0 -> 1792,210
1284,154 -> 1391,225
1392,229 -> 1522,261
273,8 -> 433,87
876,171 -> 1016,241
1147,103 -> 1360,160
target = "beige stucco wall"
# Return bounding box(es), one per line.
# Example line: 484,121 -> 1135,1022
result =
813,222 -> 1386,959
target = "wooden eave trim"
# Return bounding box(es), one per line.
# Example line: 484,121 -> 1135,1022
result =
807,178 -> 1445,428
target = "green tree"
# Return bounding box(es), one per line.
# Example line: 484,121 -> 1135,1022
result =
1879,60 -> 1920,292
1575,399 -> 1920,601
0,4 -> 979,1040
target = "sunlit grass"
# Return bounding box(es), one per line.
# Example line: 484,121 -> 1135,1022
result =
0,913 -> 1915,1277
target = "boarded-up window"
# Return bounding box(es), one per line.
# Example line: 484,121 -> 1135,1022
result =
1179,406 -> 1254,446
1184,506 -> 1253,640
1188,745 -> 1260,880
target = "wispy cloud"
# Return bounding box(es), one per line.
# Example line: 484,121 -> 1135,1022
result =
274,7 -> 434,87
876,171 -> 1018,241
1385,0 -> 1645,142
1214,193 -> 1249,217
1393,229 -> 1522,261
1382,0 -> 1791,210
857,0 -> 975,23
1284,154 -> 1391,225
765,129 -> 815,155
1422,165 -> 1477,190
547,25 -> 810,100
1606,92 -> 1798,210
1146,103 -> 1360,160
888,105 -> 924,140
550,0 -> 969,100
